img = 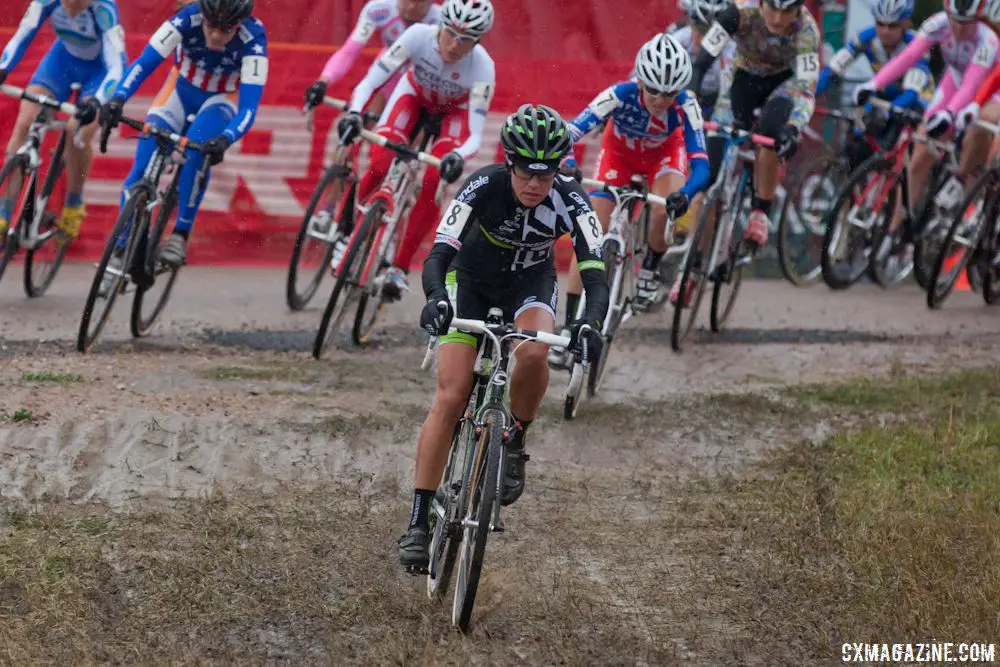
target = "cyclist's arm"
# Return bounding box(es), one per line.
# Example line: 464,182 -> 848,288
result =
0,1 -> 58,74
889,58 -> 933,110
568,83 -> 628,142
319,3 -> 378,84
677,92 -> 711,198
974,63 -> 1000,107
348,23 -> 416,113
689,5 -> 739,98
454,55 -> 496,158
422,173 -> 484,296
114,8 -> 198,100
563,181 -> 610,326
943,40 -> 997,116
94,0 -> 127,103
787,20 -> 822,130
869,36 -> 931,91
222,30 -> 268,143
817,29 -> 866,96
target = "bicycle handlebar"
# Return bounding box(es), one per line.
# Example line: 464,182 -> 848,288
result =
581,178 -> 669,208
866,97 -> 924,126
0,84 -> 78,117
109,115 -> 205,153
973,118 -> 1000,136
359,127 -> 442,169
703,121 -> 775,148
451,317 -> 571,349
321,96 -> 380,124
814,106 -> 856,123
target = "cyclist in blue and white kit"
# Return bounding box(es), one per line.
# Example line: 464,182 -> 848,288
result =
99,0 -> 266,277
815,0 -> 932,168
550,34 -> 709,367
0,0 -> 127,244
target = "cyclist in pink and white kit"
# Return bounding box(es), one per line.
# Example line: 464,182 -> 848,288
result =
854,0 -> 999,240
304,1 -> 441,117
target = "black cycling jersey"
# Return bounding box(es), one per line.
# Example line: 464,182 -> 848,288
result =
422,164 -> 610,327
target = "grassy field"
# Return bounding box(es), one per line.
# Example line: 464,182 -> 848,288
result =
2,368 -> 999,664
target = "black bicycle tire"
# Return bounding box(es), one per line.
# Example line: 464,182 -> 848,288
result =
286,164 -> 347,311
709,169 -> 750,333
0,156 -> 31,286
312,199 -> 383,359
778,153 -> 839,287
670,199 -> 711,353
130,186 -> 180,338
77,188 -> 149,352
820,154 -> 894,290
455,414 -> 502,634
912,166 -> 961,291
927,170 -> 996,309
428,417 -> 473,600
23,132 -> 68,297
586,238 -> 620,398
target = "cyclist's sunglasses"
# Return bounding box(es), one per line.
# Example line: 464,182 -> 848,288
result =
511,164 -> 557,181
875,20 -> 902,28
204,19 -> 240,32
947,13 -> 978,23
443,26 -> 479,45
642,84 -> 678,100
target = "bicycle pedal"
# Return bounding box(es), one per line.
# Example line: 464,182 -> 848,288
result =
492,520 -> 506,533
405,564 -> 429,576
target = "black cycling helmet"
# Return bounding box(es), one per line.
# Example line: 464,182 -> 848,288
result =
500,104 -> 574,174
199,0 -> 254,29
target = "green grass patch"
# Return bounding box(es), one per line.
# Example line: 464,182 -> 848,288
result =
21,371 -> 84,384
0,409 -> 36,424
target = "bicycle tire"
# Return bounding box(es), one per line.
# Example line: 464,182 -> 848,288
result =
928,170 -> 997,309
586,238 -> 621,399
428,416 -> 475,600
563,362 -> 585,420
130,186 -> 180,338
351,207 -> 395,346
0,156 -> 31,286
312,199 -> 383,358
77,188 -> 149,352
670,194 -> 712,353
778,153 -> 840,286
709,171 -> 749,333
821,155 -> 894,290
24,132 -> 68,297
912,168 -> 962,292
453,414 -> 502,634
286,164 -> 349,311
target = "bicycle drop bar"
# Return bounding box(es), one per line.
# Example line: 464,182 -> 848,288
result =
867,97 -> 924,126
358,127 -> 441,168
974,118 -> 1000,136
451,317 -> 572,349
321,96 -> 381,124
0,84 -> 77,116
581,178 -> 669,208
116,116 -> 206,153
702,121 -> 775,148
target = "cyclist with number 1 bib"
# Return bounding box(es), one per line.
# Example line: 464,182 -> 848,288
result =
336,0 -> 496,302
96,0 -> 267,288
548,33 -> 710,368
0,0 -> 127,246
398,105 -> 609,571
682,0 -> 821,304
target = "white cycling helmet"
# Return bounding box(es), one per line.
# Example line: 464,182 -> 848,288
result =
634,33 -> 693,95
440,0 -> 494,38
688,0 -> 731,24
763,0 -> 806,10
944,0 -> 986,20
872,0 -> 913,22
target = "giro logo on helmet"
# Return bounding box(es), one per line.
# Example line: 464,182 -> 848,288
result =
528,163 -> 551,171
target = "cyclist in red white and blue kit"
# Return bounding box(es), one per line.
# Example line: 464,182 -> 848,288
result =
550,33 -> 709,367
98,0 -> 266,279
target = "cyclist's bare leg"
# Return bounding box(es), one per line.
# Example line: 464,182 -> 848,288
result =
647,171 -> 685,254
509,306 -> 555,422
1,86 -> 51,220
755,147 -> 780,203
899,131 -> 934,232
564,195 -> 613,326
959,102 -> 1000,183
413,341 -> 477,492
64,116 -> 99,198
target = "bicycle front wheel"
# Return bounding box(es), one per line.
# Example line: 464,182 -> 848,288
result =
131,187 -> 180,337
24,133 -> 68,297
428,414 -> 475,600
778,153 -> 841,286
452,413 -> 503,634
312,199 -> 384,359
586,238 -> 623,399
77,189 -> 148,353
286,164 -> 351,311
671,194 -> 713,352
0,155 -> 31,286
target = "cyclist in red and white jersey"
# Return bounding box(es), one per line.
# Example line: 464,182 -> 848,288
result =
953,0 -> 1000,185
855,0 -> 999,239
336,0 -> 496,299
304,1 -> 441,116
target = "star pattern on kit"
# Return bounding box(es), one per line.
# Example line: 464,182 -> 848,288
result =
252,44 -> 264,54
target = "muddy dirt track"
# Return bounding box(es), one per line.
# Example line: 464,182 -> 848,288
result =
3,263 -> 1000,503
2,263 -> 1000,663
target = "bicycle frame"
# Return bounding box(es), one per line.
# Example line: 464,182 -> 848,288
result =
699,129 -> 757,280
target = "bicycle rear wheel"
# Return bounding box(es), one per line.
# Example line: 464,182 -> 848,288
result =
24,133 -> 68,297
927,170 -> 997,309
670,196 -> 712,353
821,155 -> 894,290
77,189 -> 148,352
778,153 -> 841,286
0,156 -> 31,286
452,413 -> 502,634
131,186 -> 180,337
312,199 -> 383,358
286,164 -> 351,311
352,206 -> 398,346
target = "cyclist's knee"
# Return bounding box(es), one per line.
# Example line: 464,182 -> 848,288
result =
756,97 -> 793,141
513,340 -> 548,372
591,196 -> 615,229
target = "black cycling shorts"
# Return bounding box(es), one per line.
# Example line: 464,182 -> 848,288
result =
441,269 -> 558,347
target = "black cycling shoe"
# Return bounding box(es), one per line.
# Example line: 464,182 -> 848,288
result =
500,424 -> 530,507
398,524 -> 430,573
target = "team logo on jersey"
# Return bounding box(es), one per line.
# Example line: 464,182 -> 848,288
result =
458,174 -> 489,201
